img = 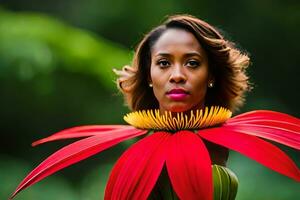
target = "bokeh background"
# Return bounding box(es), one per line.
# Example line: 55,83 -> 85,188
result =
0,0 -> 299,199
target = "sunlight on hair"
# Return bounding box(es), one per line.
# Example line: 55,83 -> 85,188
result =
124,106 -> 232,131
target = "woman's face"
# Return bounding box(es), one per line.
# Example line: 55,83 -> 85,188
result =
150,28 -> 210,113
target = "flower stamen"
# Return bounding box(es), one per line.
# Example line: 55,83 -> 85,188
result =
124,106 -> 232,130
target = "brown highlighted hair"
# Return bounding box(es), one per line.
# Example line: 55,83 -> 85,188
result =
116,14 -> 251,112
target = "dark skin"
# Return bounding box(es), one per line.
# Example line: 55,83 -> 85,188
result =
150,28 -> 212,113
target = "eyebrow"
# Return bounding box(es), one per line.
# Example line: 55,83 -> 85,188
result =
154,52 -> 203,59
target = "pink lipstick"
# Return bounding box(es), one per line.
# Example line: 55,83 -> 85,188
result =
166,89 -> 189,101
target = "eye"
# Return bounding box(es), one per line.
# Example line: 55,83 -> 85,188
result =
186,60 -> 200,68
157,60 -> 170,68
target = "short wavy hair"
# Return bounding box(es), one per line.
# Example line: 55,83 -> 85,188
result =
116,14 -> 251,112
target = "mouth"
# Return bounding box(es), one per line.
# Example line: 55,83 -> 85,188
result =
166,88 -> 189,101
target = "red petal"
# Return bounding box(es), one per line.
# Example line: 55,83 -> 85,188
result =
10,128 -> 147,199
105,131 -> 170,200
223,123 -> 300,150
32,125 -> 133,146
198,127 -> 300,181
166,130 -> 213,200
228,110 -> 300,125
225,110 -> 300,150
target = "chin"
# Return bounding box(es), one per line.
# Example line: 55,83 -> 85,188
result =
167,104 -> 192,113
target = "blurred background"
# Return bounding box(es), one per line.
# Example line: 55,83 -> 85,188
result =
0,0 -> 299,199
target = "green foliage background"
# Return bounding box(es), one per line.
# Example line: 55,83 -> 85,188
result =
0,1 -> 299,199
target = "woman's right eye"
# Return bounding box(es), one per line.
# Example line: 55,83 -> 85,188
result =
157,60 -> 170,68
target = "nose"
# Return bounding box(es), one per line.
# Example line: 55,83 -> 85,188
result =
169,65 -> 186,84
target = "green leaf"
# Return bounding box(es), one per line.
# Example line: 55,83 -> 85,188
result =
213,165 -> 239,200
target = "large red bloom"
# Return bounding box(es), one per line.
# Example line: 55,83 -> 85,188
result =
10,108 -> 300,200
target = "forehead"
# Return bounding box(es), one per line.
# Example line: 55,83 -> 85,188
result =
151,28 -> 203,55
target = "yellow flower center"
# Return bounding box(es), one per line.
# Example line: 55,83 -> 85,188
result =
124,106 -> 232,131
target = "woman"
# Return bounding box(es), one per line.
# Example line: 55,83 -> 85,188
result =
115,14 -> 250,166
11,15 -> 300,200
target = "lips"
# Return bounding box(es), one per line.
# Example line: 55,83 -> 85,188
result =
166,89 -> 189,101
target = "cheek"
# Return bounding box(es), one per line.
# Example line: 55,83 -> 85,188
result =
192,69 -> 209,99
150,67 -> 165,99
195,77 -> 208,91
193,83 -> 207,105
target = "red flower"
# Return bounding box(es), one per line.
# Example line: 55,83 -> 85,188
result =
10,107 -> 300,200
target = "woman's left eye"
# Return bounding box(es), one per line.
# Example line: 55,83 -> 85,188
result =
186,60 -> 200,68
